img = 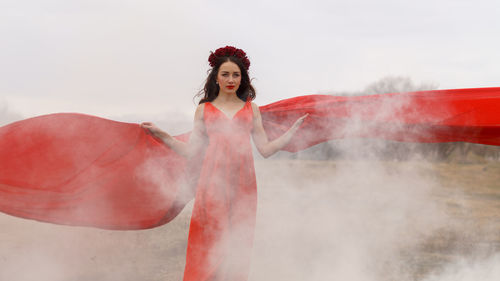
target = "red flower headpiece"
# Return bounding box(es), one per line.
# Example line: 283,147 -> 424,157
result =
208,46 -> 251,70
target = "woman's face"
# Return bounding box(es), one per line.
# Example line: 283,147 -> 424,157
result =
216,61 -> 241,94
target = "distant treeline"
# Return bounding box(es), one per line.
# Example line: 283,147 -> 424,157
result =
278,140 -> 500,162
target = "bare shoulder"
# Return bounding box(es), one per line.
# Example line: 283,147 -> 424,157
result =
194,103 -> 205,120
250,102 -> 263,122
250,102 -> 261,114
196,103 -> 205,111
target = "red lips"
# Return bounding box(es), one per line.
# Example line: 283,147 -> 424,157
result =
227,86 -> 235,89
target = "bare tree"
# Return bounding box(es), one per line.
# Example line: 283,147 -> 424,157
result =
362,76 -> 438,95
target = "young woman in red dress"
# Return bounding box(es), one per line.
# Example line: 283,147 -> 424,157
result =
141,46 -> 308,281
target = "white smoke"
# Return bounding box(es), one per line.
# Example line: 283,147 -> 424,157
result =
251,159 -> 449,281
248,77 -> 499,281
1,77 -> 499,281
0,100 -> 24,126
423,254 -> 500,281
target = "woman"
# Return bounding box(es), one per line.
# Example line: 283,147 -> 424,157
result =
3,45 -> 495,281
141,46 -> 308,281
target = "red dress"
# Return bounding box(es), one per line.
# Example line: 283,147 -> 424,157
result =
182,100 -> 257,281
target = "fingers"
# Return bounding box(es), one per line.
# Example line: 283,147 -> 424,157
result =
297,113 -> 309,121
293,113 -> 309,128
140,122 -> 154,128
298,113 -> 309,122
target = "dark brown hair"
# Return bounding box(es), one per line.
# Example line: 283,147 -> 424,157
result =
196,56 -> 256,104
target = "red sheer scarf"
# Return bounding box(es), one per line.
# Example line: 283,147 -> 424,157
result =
1,88 -> 499,229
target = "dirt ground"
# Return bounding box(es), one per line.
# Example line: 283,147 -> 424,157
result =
1,159 -> 499,281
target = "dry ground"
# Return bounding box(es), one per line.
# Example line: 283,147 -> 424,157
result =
1,159 -> 499,281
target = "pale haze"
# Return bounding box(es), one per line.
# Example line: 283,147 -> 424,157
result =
1,1 -> 500,281
1,0 -> 499,122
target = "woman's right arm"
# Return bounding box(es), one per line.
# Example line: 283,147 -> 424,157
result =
141,104 -> 206,158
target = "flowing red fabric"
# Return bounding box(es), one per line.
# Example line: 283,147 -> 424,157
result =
1,87 -> 500,230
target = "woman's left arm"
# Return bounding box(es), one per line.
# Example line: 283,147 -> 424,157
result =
251,102 -> 308,158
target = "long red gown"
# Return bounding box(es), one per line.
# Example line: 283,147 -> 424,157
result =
182,101 -> 257,281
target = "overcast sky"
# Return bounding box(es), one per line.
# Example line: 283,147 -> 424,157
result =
1,0 -> 499,121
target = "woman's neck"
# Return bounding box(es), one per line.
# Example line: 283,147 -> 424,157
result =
215,91 -> 241,103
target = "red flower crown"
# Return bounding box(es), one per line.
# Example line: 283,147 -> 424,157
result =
208,46 -> 251,70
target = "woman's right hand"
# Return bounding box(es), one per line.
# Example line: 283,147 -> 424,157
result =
141,121 -> 190,157
140,122 -> 165,138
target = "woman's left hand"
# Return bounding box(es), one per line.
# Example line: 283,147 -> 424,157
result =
291,113 -> 309,131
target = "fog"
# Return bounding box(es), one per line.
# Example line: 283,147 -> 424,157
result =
2,0 -> 499,279
1,76 -> 499,281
